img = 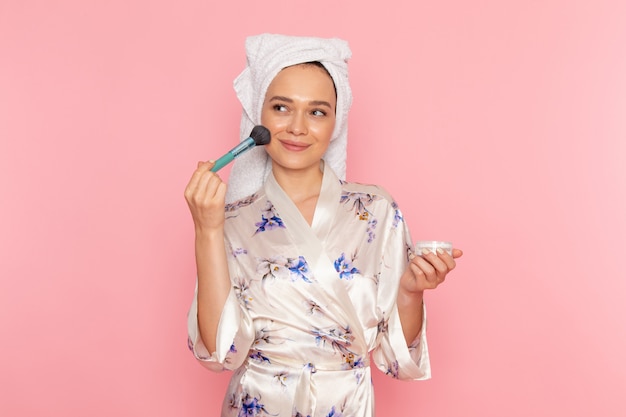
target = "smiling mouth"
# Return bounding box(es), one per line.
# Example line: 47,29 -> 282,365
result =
280,140 -> 310,152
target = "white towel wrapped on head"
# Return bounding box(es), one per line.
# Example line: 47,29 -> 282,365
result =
226,33 -> 353,203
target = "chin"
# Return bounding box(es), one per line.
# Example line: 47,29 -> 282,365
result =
274,158 -> 321,172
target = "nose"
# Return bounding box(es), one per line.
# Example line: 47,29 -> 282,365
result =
286,111 -> 308,135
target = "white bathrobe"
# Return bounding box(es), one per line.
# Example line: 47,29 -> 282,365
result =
188,162 -> 430,417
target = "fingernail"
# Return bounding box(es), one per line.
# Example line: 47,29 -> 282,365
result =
436,248 -> 444,255
421,248 -> 431,255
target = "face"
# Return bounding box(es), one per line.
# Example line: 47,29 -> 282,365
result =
261,64 -> 337,175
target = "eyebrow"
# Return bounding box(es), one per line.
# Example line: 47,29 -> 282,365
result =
269,96 -> 333,108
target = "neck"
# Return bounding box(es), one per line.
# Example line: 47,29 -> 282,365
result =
272,161 -> 324,204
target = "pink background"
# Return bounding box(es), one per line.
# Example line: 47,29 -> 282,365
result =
1,0 -> 625,415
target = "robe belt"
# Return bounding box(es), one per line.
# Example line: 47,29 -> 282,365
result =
247,353 -> 370,417
249,350 -> 370,372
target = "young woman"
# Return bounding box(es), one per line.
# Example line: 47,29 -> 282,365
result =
185,33 -> 462,417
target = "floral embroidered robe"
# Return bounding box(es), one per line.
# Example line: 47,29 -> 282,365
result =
188,162 -> 430,417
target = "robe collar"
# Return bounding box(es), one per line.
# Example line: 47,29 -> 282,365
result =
264,160 -> 342,243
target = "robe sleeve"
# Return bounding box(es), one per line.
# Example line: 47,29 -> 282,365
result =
371,202 -> 431,380
187,253 -> 255,372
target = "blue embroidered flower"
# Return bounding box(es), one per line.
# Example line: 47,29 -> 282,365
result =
288,256 -> 313,283
334,253 -> 360,280
252,201 -> 286,234
239,393 -> 274,417
385,360 -> 400,379
249,350 -> 271,364
391,201 -> 403,228
366,218 -> 377,243
232,247 -> 248,257
254,215 -> 285,234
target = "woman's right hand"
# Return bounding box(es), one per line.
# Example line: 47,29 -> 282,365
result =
184,161 -> 227,233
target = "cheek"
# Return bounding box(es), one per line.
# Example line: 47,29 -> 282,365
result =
260,111 -> 285,133
312,118 -> 335,140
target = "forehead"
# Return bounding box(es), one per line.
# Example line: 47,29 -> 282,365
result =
265,64 -> 336,103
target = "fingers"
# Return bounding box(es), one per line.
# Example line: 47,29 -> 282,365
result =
214,179 -> 227,203
410,254 -> 440,289
418,249 -> 455,274
196,174 -> 224,206
186,162 -> 211,198
196,160 -> 217,170
184,161 -> 227,231
186,161 -> 217,194
185,161 -> 225,208
409,248 -> 458,290
408,262 -> 428,290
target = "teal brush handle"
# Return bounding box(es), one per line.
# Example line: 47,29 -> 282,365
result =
210,137 -> 255,172
210,153 -> 234,172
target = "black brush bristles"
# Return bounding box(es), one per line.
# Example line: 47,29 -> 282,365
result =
250,125 -> 271,146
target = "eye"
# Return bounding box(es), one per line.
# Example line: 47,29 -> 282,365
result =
312,109 -> 327,117
273,104 -> 288,112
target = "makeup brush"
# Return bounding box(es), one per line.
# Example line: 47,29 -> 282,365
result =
210,125 -> 271,172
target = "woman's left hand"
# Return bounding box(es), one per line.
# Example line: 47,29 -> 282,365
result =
400,248 -> 463,294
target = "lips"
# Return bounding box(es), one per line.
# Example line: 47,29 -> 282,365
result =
279,139 -> 310,152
